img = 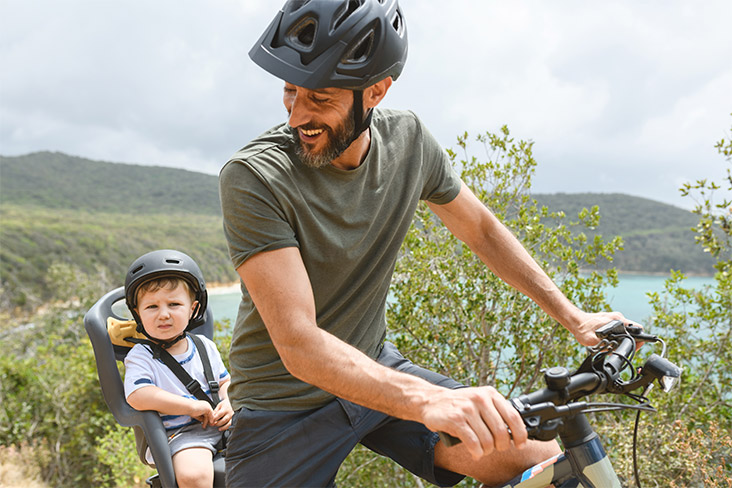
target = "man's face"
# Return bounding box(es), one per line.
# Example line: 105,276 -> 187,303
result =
283,83 -> 355,168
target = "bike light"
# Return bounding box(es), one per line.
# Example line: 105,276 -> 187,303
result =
659,374 -> 680,393
642,354 -> 682,393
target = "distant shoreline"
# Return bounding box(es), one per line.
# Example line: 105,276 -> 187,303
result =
208,282 -> 240,295
581,269 -> 715,278
205,270 -> 716,297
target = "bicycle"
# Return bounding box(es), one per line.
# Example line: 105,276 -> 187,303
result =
440,320 -> 682,488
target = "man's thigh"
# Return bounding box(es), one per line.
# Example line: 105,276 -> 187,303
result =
225,402 -> 360,488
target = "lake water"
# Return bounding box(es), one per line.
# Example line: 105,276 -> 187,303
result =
208,274 -> 717,326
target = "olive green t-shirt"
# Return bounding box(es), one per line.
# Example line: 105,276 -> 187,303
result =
219,108 -> 461,411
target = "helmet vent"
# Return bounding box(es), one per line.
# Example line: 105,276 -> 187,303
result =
289,19 -> 317,48
165,258 -> 181,265
391,9 -> 403,35
333,0 -> 362,31
131,265 -> 144,275
346,30 -> 374,64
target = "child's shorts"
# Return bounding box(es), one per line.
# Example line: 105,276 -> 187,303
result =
145,422 -> 224,464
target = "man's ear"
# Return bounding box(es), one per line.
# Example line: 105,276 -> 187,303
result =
363,76 -> 393,110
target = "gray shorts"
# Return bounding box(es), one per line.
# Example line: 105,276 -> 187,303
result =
224,342 -> 466,487
145,422 -> 224,464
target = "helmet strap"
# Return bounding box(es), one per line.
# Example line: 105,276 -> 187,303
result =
350,90 -> 373,145
131,310 -> 191,351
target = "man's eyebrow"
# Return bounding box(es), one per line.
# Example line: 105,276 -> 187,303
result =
311,88 -> 339,96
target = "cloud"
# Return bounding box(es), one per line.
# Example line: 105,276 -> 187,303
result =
1,0 -> 731,208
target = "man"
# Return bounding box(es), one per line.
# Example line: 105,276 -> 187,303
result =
219,1 -> 627,486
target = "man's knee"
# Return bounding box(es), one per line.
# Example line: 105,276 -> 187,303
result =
435,438 -> 561,486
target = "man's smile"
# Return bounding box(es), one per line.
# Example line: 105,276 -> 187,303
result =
300,128 -> 324,137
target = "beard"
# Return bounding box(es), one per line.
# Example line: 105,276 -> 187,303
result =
290,106 -> 355,169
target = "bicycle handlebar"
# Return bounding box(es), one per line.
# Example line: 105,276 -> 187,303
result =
439,321 -> 681,446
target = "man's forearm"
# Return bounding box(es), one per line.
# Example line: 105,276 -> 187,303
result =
270,317 -> 446,422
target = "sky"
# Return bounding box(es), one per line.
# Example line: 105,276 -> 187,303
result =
1,0 -> 731,209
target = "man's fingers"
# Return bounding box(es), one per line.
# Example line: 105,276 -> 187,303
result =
435,387 -> 527,459
493,396 -> 527,448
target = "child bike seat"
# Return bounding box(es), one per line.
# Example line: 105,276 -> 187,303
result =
84,286 -> 225,488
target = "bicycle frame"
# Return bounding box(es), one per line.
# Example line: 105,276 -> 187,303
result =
492,413 -> 621,488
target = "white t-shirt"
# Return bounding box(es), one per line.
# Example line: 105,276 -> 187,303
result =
124,335 -> 230,430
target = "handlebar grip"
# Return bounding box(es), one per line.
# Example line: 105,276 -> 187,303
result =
602,335 -> 636,377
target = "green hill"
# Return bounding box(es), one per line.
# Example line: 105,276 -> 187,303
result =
0,151 -> 221,215
533,193 -> 715,275
0,152 -> 234,311
0,152 -> 715,313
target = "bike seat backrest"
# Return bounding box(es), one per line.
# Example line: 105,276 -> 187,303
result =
84,286 -> 217,486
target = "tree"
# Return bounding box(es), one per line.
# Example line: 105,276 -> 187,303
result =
626,115 -> 732,486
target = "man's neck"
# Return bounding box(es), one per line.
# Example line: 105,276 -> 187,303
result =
330,128 -> 371,171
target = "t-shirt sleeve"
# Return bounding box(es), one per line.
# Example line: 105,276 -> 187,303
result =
412,112 -> 462,204
219,160 -> 299,270
123,346 -> 156,399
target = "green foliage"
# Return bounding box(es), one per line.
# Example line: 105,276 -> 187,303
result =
3,123 -> 730,486
0,152 -> 221,215
0,204 -> 237,312
92,424 -> 154,488
1,150 -> 714,315
0,151 -> 236,313
533,193 -> 716,275
618,116 -> 732,485
388,127 -> 620,393
0,264 -> 234,487
0,319 -> 118,486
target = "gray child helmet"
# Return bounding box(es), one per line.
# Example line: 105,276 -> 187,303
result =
124,249 -> 208,348
249,0 -> 408,142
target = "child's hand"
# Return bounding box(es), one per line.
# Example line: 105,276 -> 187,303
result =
212,398 -> 234,431
189,400 -> 215,428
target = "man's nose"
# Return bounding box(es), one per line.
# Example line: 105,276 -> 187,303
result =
286,89 -> 312,128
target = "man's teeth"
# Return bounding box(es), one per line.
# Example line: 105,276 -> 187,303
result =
301,128 -> 324,136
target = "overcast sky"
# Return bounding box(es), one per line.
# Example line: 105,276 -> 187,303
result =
2,0 -> 731,209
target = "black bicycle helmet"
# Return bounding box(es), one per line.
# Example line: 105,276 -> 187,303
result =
250,0 -> 408,90
250,0 -> 408,144
124,249 -> 208,348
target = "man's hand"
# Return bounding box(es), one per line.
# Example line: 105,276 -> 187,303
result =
421,386 -> 528,460
570,311 -> 631,346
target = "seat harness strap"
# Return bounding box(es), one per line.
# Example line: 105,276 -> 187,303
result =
126,333 -> 220,408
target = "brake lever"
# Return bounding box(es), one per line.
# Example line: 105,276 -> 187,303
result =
512,399 -> 590,441
626,325 -> 660,343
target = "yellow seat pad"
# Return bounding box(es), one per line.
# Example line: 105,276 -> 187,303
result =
107,317 -> 148,347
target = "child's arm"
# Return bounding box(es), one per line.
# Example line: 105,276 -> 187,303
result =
212,378 -> 234,431
127,385 -> 215,427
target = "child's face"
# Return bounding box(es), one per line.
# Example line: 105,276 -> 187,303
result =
136,283 -> 198,342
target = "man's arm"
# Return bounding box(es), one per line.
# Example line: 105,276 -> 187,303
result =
237,246 -> 528,458
427,182 -> 626,346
